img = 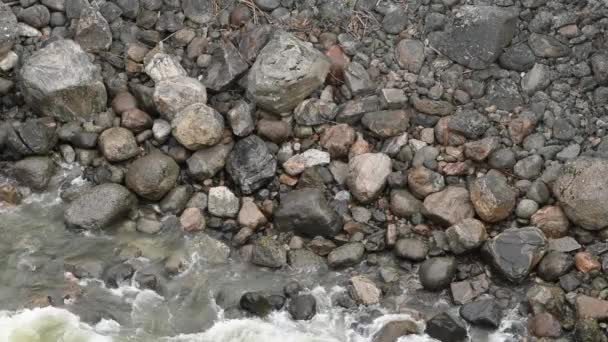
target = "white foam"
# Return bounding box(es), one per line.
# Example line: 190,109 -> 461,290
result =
0,307 -> 112,342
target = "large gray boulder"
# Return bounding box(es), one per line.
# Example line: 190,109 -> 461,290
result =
125,152 -> 179,200
274,188 -> 342,238
247,31 -> 330,114
553,158 -> 608,230
429,6 -> 518,69
482,227 -> 547,283
0,3 -> 18,57
64,184 -> 137,229
20,39 -> 107,121
226,135 -> 277,194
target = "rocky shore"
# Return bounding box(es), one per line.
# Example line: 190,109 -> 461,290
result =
1,0 -> 608,340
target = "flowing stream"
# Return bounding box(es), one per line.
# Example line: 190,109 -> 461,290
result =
0,165 -> 526,342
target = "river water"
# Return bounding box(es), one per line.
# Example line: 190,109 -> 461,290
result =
0,164 -> 527,342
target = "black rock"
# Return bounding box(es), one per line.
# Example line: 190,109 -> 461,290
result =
274,188 -> 342,238
419,257 -> 457,291
537,251 -> 573,282
268,295 -> 286,310
448,109 -> 490,139
459,299 -> 502,328
103,263 -> 135,288
226,135 -> 277,195
288,294 -> 316,320
240,291 -> 273,317
284,281 -> 302,298
482,227 -> 547,283
204,40 -> 249,91
425,312 -> 467,342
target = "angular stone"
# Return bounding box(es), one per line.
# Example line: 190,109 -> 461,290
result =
447,110 -> 490,139
553,158 -> 608,230
412,95 -> 455,116
181,0 -> 213,24
0,4 -> 18,57
186,142 -> 233,181
227,100 -> 255,137
429,6 -> 518,69
482,227 -> 547,283
446,218 -> 487,254
531,205 -> 569,238
361,110 -> 410,138
591,52 -> 608,85
346,153 -> 392,203
407,166 -> 445,198
425,313 -> 467,342
460,299 -> 502,328
125,152 -> 179,200
283,149 -> 330,176
396,39 -> 425,73
204,40 -> 249,91
20,39 -> 107,121
470,170 -> 517,223
64,184 -> 136,229
180,207 -> 206,232
238,198 -> 267,230
423,186 -> 474,226
14,156 -> 55,191
247,32 -> 330,114
144,53 -> 187,83
327,242 -> 365,268
350,275 -> 381,305
484,78 -> 522,111
171,103 -> 224,150
529,33 -> 570,58
294,98 -> 337,126
75,6 -> 112,52
226,135 -> 277,194
344,61 -> 374,96
320,124 -> 356,158
499,43 -> 535,71
522,63 -> 552,95
208,186 -> 239,218
252,236 -> 286,268
335,96 -> 380,124
275,188 -> 342,237
464,137 -> 500,162
153,76 -> 207,120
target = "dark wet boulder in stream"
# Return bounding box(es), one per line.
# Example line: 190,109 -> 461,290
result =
240,291 -> 273,317
64,183 -> 137,230
482,227 -> 547,282
425,312 -> 467,342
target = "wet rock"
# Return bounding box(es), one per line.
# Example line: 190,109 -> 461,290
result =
528,33 -> 570,58
460,299 -> 502,328
469,170 -> 517,222
0,183 -> 21,205
294,98 -> 338,126
240,292 -> 272,317
320,124 -> 356,158
372,320 -> 418,342
390,189 -> 422,218
328,242 -> 365,269
0,4 -> 18,57
350,275 -> 381,305
238,198 -> 267,230
429,6 -> 518,69
553,158 -> 608,230
187,142 -> 233,181
247,31 -> 330,114
20,39 -> 107,121
227,100 -> 255,137
419,257 -> 457,291
275,188 -> 342,238
288,294 -> 316,320
171,103 -> 224,150
75,6 -> 112,52
446,218 -> 487,254
180,207 -> 205,232
448,110 -> 490,139
283,149 -> 330,176
205,40 -> 249,91
98,127 -> 139,162
482,227 -> 547,283
252,236 -> 286,268
362,110 -> 410,138
103,263 -> 134,288
531,206 -> 569,238
499,43 -> 535,71
450,274 -> 490,305
208,186 -> 239,218
576,295 -> 608,320
395,238 -> 428,261
537,251 -> 573,282
407,166 -> 445,198
530,312 -> 561,337
65,183 -> 136,229
153,76 -> 207,121
14,156 -> 55,191
396,39 -> 425,73
347,153 -> 392,203
226,135 -> 277,194
425,313 -> 467,342
423,186 -> 474,226
125,152 -> 179,200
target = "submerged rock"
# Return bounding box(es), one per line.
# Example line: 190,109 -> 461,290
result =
64,183 -> 136,229
288,294 -> 316,320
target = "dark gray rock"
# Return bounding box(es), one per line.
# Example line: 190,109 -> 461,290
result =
226,135 -> 277,194
553,158 -> 608,230
75,6 -> 112,52
274,188 -> 342,238
64,183 -> 137,229
429,6 -> 518,69
537,251 -> 573,282
482,227 -> 547,282
0,4 -> 18,57
14,156 -> 55,191
240,292 -> 272,317
205,40 -> 249,91
7,119 -> 57,156
288,294 -> 316,320
159,185 -> 192,214
115,0 -> 139,19
448,110 -> 490,139
591,52 -> 608,85
288,249 -> 328,271
419,257 -> 457,291
19,5 -> 50,28
522,63 -> 552,95
344,61 -> 375,96
425,313 -> 467,342
336,96 -> 380,124
247,31 -> 330,114
394,238 -> 428,261
514,154 -> 543,179
528,33 -> 570,58
382,8 -> 408,34
499,43 -> 535,71
181,0 -> 213,24
252,236 -> 286,268
103,263 -> 134,288
125,152 -> 179,201
361,110 -> 410,138
484,79 -> 522,111
187,142 -> 233,181
327,242 -> 365,268
460,299 -> 502,328
227,100 -> 255,137
488,148 -> 516,170
390,189 -> 422,218
20,39 -> 107,122
294,99 -> 337,126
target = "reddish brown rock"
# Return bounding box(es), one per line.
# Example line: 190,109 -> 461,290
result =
180,207 -> 206,232
0,183 -> 21,205
325,45 -> 349,84
122,109 -> 153,133
112,91 -> 137,114
531,206 -> 569,238
509,117 -> 535,145
320,124 -> 356,158
349,133 -> 372,158
435,117 -> 466,146
257,118 -> 292,143
529,313 -> 561,338
576,295 -> 608,319
423,186 -> 475,226
464,137 -> 500,162
574,252 -> 601,273
407,166 -> 445,198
